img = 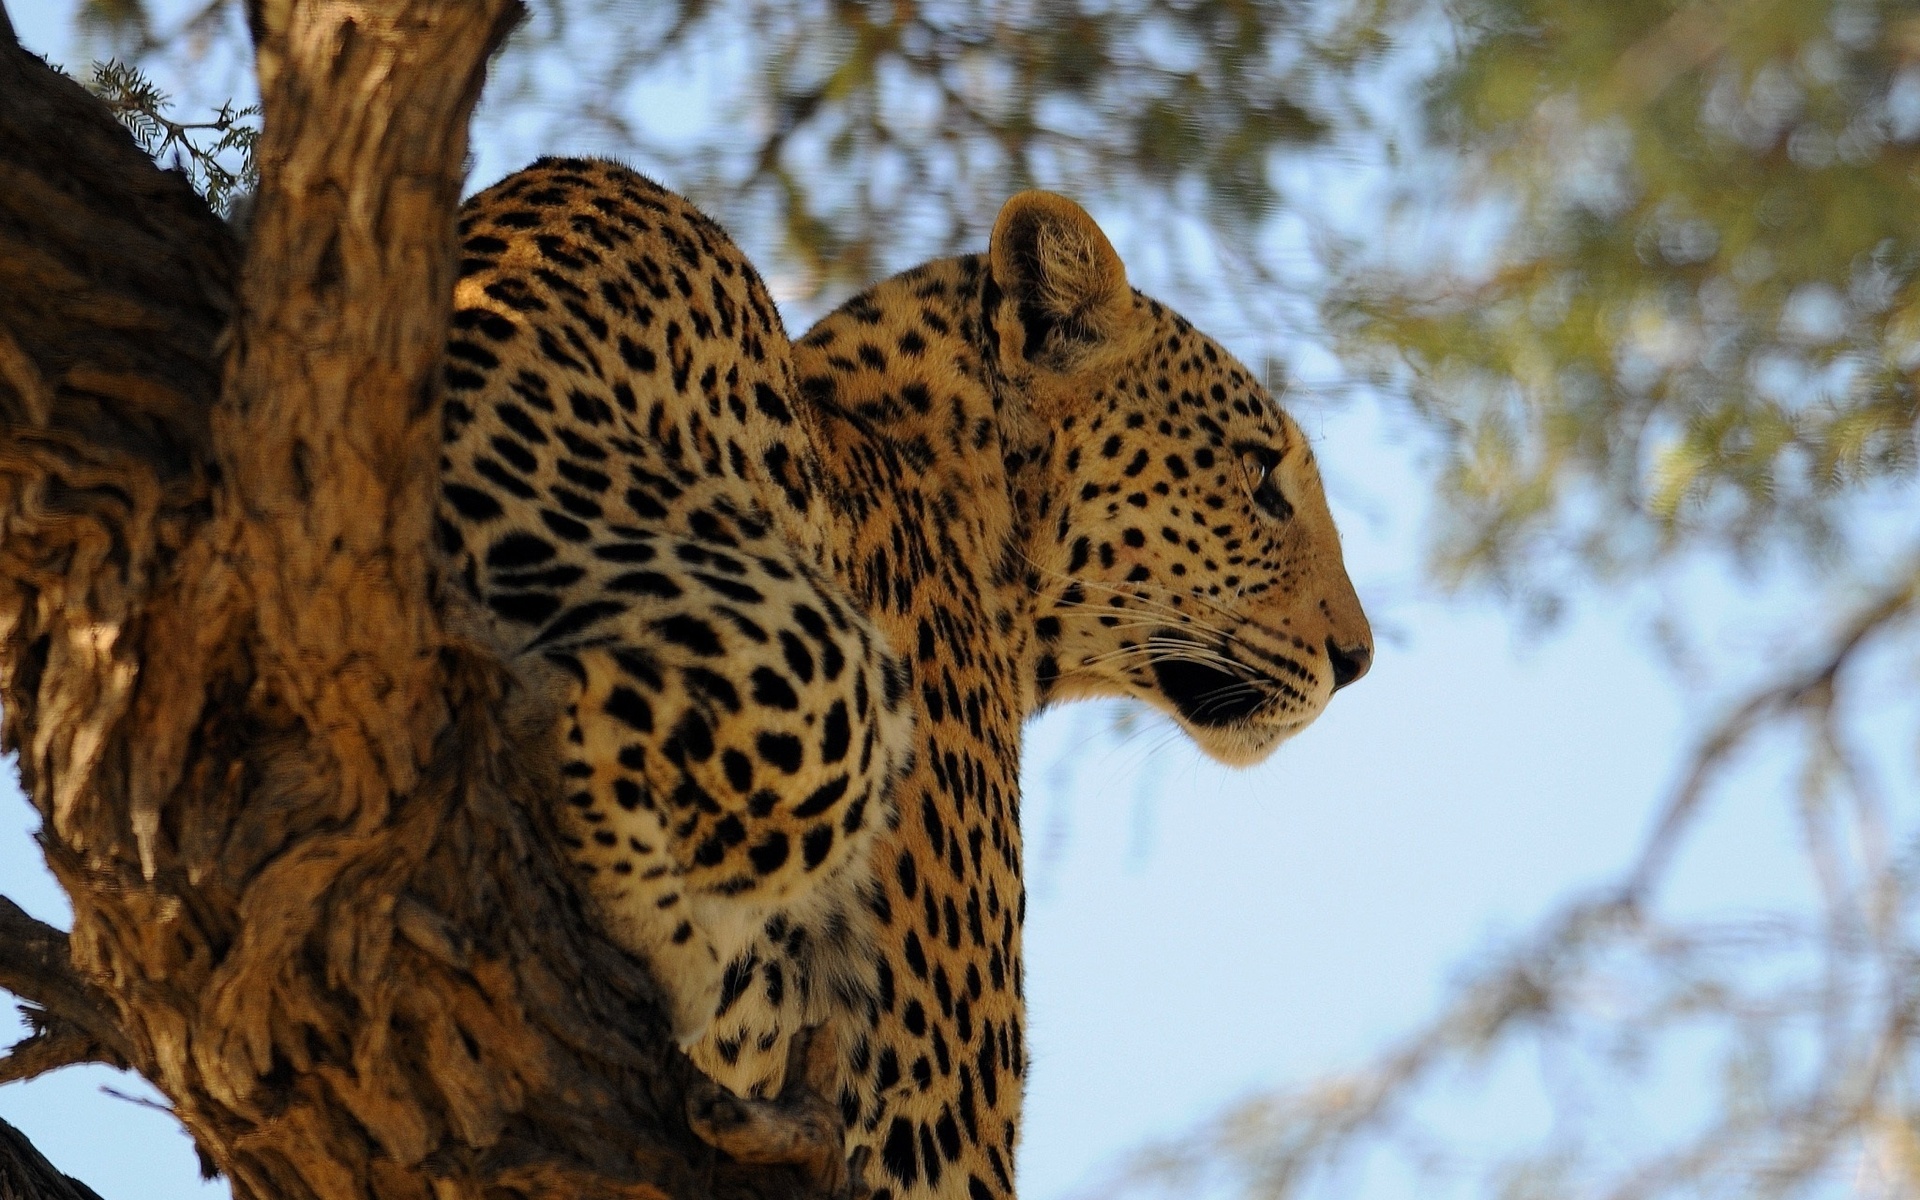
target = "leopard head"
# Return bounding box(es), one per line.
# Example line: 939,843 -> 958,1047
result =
990,191 -> 1373,765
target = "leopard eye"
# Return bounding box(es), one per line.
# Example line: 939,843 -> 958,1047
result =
1236,445 -> 1292,522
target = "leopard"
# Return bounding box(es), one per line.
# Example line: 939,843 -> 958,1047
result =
441,157 -> 1372,1200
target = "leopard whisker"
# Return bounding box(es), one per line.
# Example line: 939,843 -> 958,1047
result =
1016,549 -> 1256,629
1049,601 -> 1259,667
1044,589 -> 1242,645
1076,643 -> 1249,676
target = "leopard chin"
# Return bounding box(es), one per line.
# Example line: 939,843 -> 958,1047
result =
1182,717 -> 1306,768
1146,633 -> 1328,766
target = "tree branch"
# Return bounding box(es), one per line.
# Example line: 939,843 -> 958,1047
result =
0,1117 -> 106,1200
0,896 -> 134,1075
0,1018 -> 124,1086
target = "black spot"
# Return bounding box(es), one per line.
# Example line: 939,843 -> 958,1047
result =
654,614 -> 723,656
453,307 -> 518,341
483,278 -> 548,312
556,460 -> 613,494
566,389 -> 611,426
842,793 -> 868,834
920,1124 -> 943,1187
749,667 -> 800,710
613,778 -> 644,810
475,458 -> 537,499
820,700 -> 851,764
593,541 -> 656,564
683,667 -> 741,712
779,631 -> 816,683
488,591 -> 561,625
540,509 -> 592,542
617,335 -> 657,372
624,488 -> 669,520
757,732 -> 804,774
882,1118 -> 918,1186
753,381 -> 792,423
667,709 -> 715,763
793,776 -> 849,819
486,533 -> 554,569
722,749 -> 753,793
444,484 -> 503,520
604,686 -> 653,732
694,816 -> 746,868
715,954 -> 754,1010
802,824 -> 835,869
696,572 -> 764,604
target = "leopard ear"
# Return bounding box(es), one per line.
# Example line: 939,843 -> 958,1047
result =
988,191 -> 1130,371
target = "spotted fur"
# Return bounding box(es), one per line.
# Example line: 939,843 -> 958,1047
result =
442,160 -> 912,1048
441,158 -> 1372,1199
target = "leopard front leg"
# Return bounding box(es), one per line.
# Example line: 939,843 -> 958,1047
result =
542,538 -> 911,1049
550,690 -> 725,1044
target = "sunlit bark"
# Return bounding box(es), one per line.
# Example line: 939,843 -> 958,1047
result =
0,3 -> 831,1197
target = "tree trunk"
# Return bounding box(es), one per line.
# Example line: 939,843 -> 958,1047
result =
0,3 -> 827,1197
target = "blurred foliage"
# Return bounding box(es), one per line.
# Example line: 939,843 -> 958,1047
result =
1113,557 -> 1920,1199
77,0 -> 149,49
75,0 -> 1376,301
1333,0 -> 1920,599
77,2 -> 1920,582
478,0 -> 1354,295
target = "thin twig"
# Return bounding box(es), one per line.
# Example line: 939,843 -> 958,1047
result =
1623,557 -> 1920,901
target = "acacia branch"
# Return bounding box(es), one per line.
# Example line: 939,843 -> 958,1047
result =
0,1019 -> 123,1086
0,895 -> 134,1078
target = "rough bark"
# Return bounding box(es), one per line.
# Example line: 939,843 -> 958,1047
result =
0,3 -> 830,1198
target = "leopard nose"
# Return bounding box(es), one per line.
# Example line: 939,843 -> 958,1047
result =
1325,637 -> 1371,690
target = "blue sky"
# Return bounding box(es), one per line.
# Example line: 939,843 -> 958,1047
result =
0,4 -> 1848,1198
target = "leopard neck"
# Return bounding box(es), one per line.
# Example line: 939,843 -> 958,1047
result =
791,255 -> 1038,701
793,253 -> 1042,1191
